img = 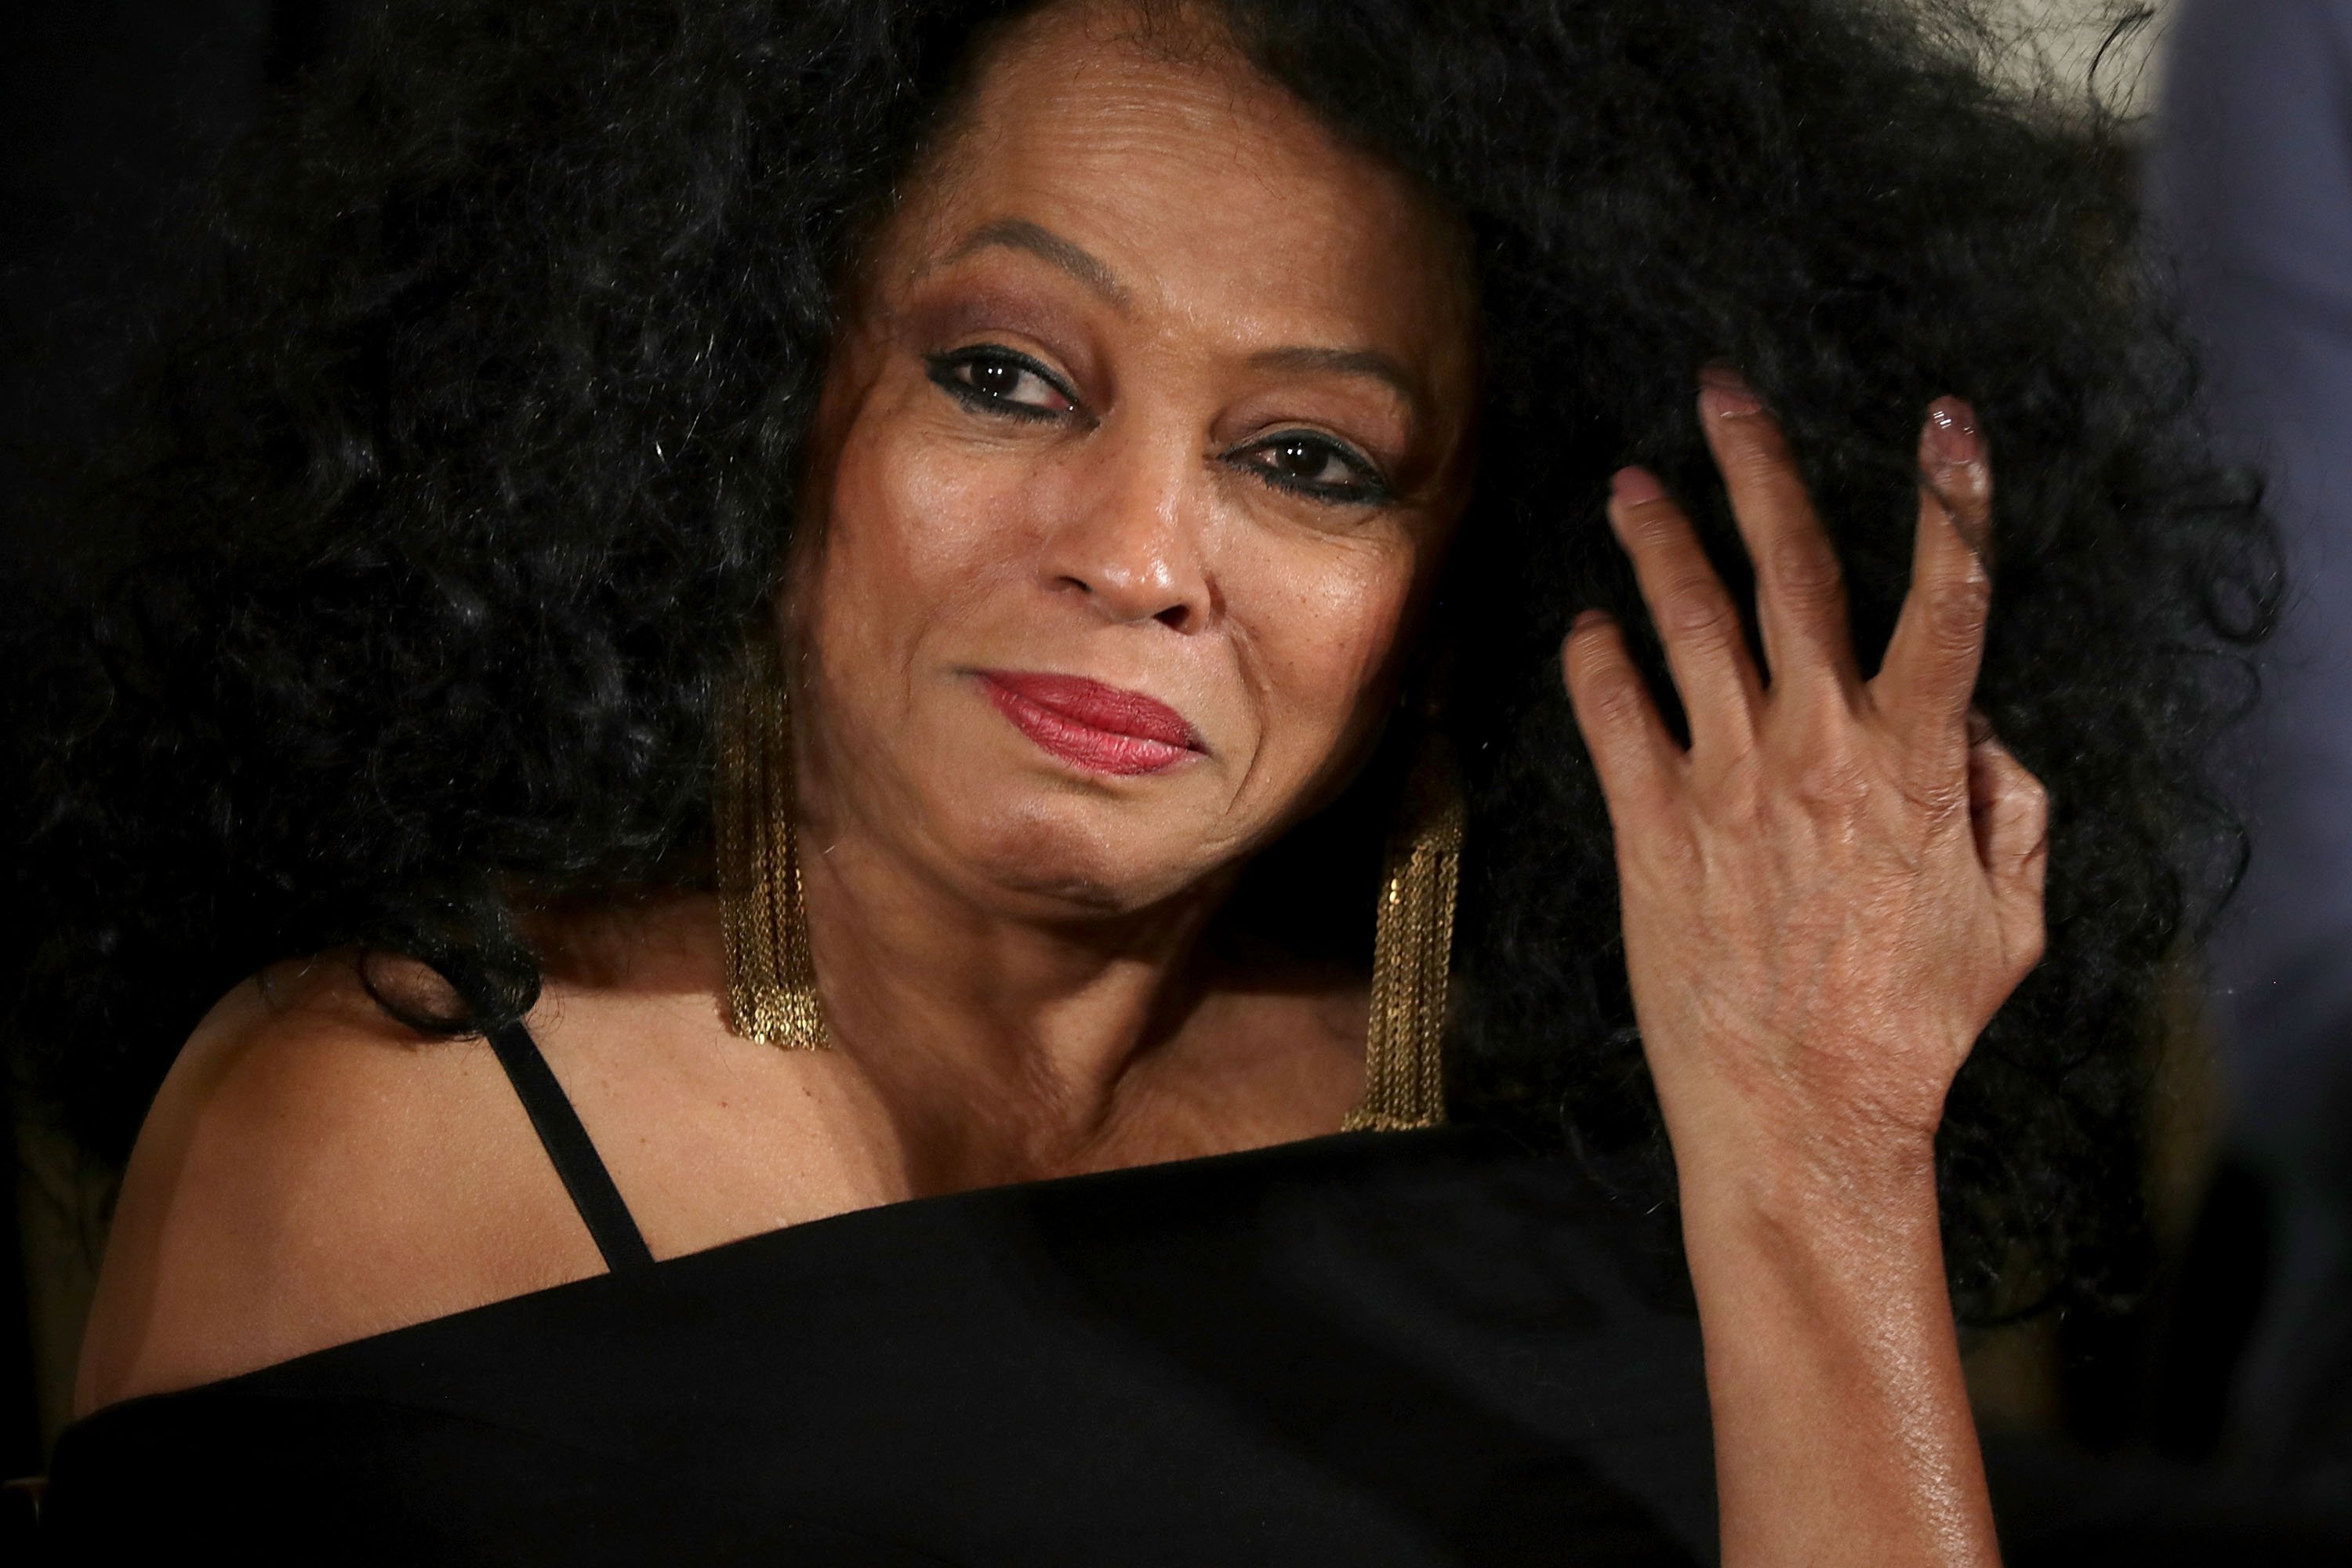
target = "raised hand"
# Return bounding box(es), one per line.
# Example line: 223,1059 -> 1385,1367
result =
1562,370 -> 2047,1178
1561,369 -> 2041,1567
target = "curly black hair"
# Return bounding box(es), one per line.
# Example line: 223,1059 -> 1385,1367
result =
6,0 -> 2274,1319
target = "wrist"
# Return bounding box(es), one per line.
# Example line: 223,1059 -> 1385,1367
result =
1670,1105 -> 1947,1280
1666,1073 -> 1940,1199
1682,1132 -> 1992,1568
1642,1010 -> 1967,1156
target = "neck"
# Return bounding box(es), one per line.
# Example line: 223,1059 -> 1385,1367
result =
795,807 -> 1239,1180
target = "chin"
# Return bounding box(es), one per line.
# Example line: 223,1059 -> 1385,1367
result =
939,785 -> 1222,919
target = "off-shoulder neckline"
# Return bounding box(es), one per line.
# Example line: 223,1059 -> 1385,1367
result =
71,1123 -> 1487,1426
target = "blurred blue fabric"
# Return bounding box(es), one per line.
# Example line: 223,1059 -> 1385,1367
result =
2149,0 -> 2352,1483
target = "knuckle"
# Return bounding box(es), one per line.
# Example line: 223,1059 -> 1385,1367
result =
1582,665 -> 1653,727
1617,489 -> 1682,530
1566,615 -> 1617,659
1656,581 -> 1737,645
1768,535 -> 1845,604
1721,412 -> 1794,468
1896,761 -> 1969,819
1984,749 -> 2052,811
1926,573 -> 1991,650
1787,746 -> 1872,810
1620,501 -> 1693,554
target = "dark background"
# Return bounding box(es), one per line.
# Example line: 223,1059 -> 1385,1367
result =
2,0 -> 371,600
1,0 -> 375,1479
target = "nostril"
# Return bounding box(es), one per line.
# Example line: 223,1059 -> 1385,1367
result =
1154,604 -> 1191,632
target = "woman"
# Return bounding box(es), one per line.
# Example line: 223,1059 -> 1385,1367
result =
14,0 -> 2270,1560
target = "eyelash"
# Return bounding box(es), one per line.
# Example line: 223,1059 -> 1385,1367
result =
925,346 -> 1075,425
923,344 -> 1393,508
1236,432 -> 1392,507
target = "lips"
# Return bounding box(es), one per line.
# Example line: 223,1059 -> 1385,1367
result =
975,671 -> 1204,777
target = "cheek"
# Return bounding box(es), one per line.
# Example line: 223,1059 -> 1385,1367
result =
811,408 -> 1029,663
1241,536 -> 1421,761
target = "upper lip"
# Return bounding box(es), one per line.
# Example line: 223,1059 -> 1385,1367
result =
975,671 -> 1205,752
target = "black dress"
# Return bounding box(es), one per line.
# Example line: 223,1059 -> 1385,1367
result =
43,1022 -> 1721,1564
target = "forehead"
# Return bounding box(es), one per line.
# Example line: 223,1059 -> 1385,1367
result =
879,2 -> 1473,360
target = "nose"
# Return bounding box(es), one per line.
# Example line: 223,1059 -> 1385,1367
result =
1038,423 -> 1216,634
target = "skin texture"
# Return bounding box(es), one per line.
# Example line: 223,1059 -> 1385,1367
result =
78,5 -> 2032,1561
77,0 -> 1473,1405
1563,377 -> 2038,1566
781,5 -> 1476,1188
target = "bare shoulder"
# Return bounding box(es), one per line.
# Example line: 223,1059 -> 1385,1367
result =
74,957 -> 600,1415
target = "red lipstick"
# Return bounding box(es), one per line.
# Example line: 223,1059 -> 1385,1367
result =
975,671 -> 1203,777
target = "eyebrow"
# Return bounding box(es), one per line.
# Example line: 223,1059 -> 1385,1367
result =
940,218 -> 1425,416
1246,345 -> 1424,416
946,218 -> 1131,310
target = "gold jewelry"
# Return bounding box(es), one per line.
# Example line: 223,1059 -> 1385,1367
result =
716,636 -> 832,1050
1343,732 -> 1464,1132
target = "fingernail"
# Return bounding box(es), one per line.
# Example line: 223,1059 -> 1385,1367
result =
1572,608 -> 1610,634
1925,397 -> 1983,470
1698,364 -> 1765,419
1922,397 -> 1993,566
1611,466 -> 1667,506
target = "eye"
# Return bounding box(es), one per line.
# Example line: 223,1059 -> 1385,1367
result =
925,346 -> 1078,421
1230,431 -> 1391,506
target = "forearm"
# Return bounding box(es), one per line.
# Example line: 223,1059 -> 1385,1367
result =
1679,1133 -> 1998,1568
1565,369 -> 2033,1566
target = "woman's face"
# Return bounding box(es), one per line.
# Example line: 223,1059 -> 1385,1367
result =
797,1 -> 1477,918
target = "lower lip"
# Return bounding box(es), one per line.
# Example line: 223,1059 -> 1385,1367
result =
977,676 -> 1201,777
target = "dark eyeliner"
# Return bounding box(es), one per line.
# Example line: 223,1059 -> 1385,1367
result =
1229,431 -> 1392,507
923,345 -> 1076,422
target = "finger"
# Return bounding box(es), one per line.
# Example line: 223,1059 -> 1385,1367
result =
1968,723 -> 2049,967
1874,398 -> 1994,763
1563,608 -> 1682,826
1605,466 -> 1764,754
1697,367 -> 1860,702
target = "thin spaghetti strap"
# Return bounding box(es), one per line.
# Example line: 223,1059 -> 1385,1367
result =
485,1020 -> 656,1273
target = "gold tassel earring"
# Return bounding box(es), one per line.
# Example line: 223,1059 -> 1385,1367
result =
1343,733 -> 1465,1133
716,637 -> 832,1051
